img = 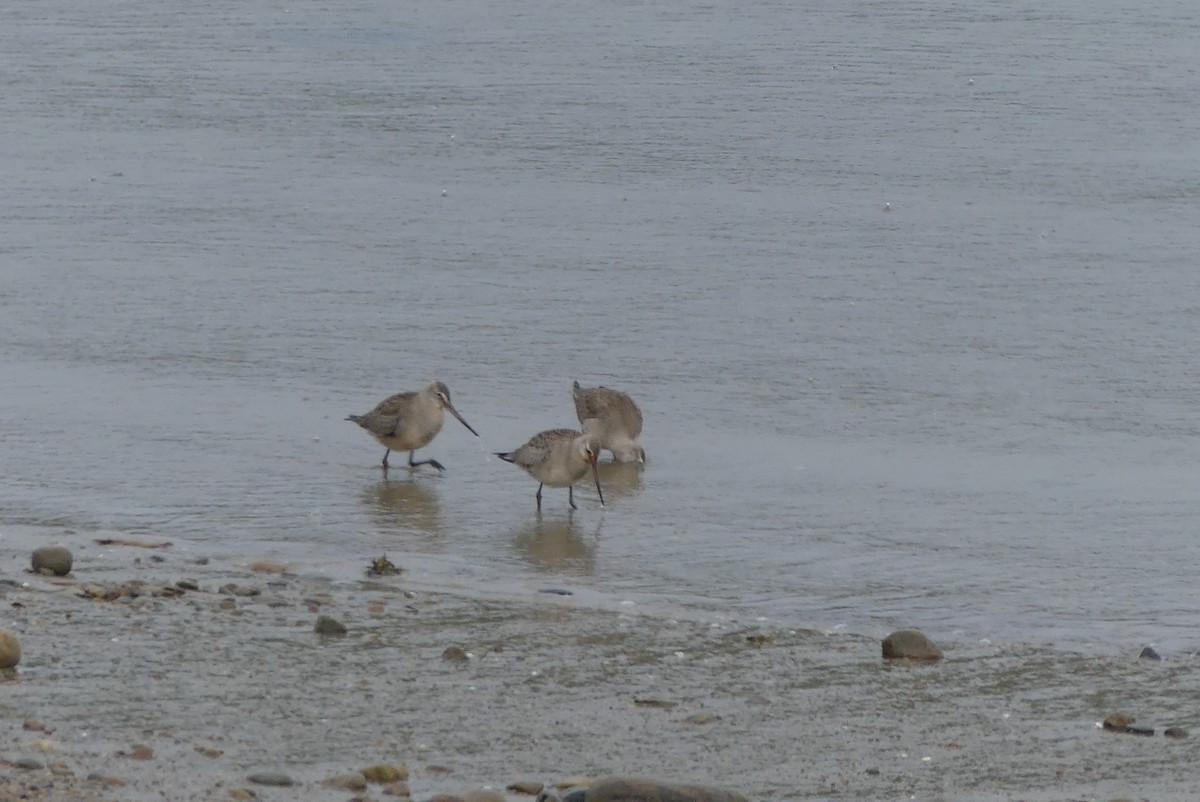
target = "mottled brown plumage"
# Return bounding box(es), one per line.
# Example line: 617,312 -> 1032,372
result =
572,381 -> 646,463
496,428 -> 605,511
347,381 -> 478,470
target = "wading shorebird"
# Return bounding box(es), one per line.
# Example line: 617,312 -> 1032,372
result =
496,429 -> 605,511
572,381 -> 646,463
347,381 -> 479,471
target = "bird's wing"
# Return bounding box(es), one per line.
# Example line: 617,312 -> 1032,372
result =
512,428 -> 578,469
572,383 -> 593,423
576,387 -> 642,435
615,396 -> 643,437
363,392 -> 415,436
573,386 -> 616,421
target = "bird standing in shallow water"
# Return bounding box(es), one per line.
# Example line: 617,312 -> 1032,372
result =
572,381 -> 645,463
496,429 -> 605,511
347,381 -> 479,470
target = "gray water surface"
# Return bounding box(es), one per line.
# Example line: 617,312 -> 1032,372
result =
4,0 -> 1200,653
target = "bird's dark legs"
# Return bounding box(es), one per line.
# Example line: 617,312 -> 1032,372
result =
381,449 -> 391,469
536,483 -> 543,511
568,485 -> 578,510
407,450 -> 446,472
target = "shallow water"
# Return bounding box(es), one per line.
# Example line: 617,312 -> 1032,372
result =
4,0 -> 1200,654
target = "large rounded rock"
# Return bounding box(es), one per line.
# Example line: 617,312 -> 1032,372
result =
32,546 -> 73,576
247,771 -> 295,787
313,615 -> 347,636
581,777 -> 749,802
882,629 -> 942,660
1102,712 -> 1135,731
0,628 -> 21,669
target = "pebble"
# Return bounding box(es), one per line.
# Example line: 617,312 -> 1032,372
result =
1102,712 -> 1136,732
0,628 -> 22,669
248,771 -> 296,786
508,780 -> 546,795
13,757 -> 43,770
176,579 -> 201,592
1164,726 -> 1189,739
124,744 -> 154,760
881,629 -> 942,660
86,773 -> 127,788
1138,646 -> 1161,660
362,763 -> 408,783
220,583 -> 261,597
382,781 -> 412,796
32,545 -> 73,576
314,615 -> 347,636
368,555 -> 401,576
442,645 -> 469,663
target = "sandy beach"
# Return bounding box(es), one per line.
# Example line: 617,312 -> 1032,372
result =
2,528 -> 1197,802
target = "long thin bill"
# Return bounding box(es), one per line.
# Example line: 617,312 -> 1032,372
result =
591,462 -> 605,507
446,404 -> 480,437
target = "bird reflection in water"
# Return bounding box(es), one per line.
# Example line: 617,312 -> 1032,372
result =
510,514 -> 602,575
594,461 -> 643,500
362,477 -> 441,538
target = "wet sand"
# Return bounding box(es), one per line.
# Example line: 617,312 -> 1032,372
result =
2,529 -> 1198,802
